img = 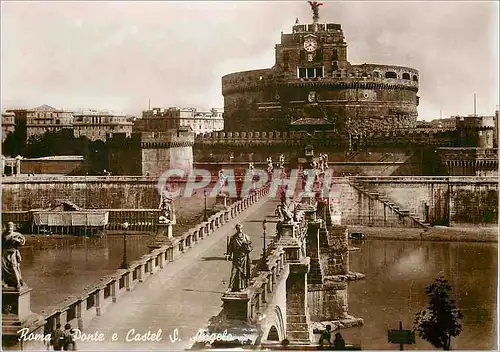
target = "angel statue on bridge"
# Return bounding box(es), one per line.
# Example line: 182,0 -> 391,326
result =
248,162 -> 255,178
218,169 -> 229,196
227,224 -> 253,292
158,193 -> 176,225
266,157 -> 274,176
2,222 -> 26,289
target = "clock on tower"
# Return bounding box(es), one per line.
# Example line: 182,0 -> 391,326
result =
303,37 -> 318,52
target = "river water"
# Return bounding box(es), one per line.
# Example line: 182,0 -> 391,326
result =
20,235 -> 152,313
344,239 -> 497,350
20,236 -> 497,350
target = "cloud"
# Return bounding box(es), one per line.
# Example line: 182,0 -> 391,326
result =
1,1 -> 498,119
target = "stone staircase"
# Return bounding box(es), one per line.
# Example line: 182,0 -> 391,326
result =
349,179 -> 431,229
287,314 -> 315,344
307,259 -> 323,285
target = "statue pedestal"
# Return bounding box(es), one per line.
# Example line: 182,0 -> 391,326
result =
280,223 -> 295,238
148,224 -> 174,251
157,223 -> 173,239
221,291 -> 251,321
214,194 -> 229,211
2,286 -> 45,349
3,286 -> 32,321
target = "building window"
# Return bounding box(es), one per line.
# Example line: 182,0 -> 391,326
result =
402,73 -> 411,80
298,67 -> 324,78
385,71 -> 397,79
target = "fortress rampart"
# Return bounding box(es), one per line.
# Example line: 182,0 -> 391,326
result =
194,129 -> 454,146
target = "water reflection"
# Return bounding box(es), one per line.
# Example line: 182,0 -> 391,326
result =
20,235 -> 151,313
343,239 -> 497,350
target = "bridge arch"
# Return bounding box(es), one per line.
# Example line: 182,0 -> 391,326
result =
262,305 -> 286,343
267,326 -> 280,341
273,305 -> 286,340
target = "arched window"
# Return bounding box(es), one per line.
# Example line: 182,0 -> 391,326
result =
362,72 -> 368,78
412,75 -> 418,82
385,71 -> 397,79
402,73 -> 411,80
373,71 -> 380,78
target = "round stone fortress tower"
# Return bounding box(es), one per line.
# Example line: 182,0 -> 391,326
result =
222,2 -> 419,133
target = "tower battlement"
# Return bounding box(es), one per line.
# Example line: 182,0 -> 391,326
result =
194,129 -> 455,147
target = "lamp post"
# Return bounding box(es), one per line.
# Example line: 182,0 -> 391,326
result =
120,221 -> 129,269
203,190 -> 208,222
260,219 -> 268,271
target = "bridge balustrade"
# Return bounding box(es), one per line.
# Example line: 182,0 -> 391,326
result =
247,247 -> 286,323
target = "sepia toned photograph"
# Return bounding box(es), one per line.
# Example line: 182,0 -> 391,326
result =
1,1 -> 498,350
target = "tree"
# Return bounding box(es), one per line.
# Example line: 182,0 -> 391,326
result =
2,132 -> 24,157
414,273 -> 463,350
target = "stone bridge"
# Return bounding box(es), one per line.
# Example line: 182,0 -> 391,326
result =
199,196 -> 364,350
3,181 -> 365,351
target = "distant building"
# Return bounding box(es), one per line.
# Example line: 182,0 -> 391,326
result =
193,108 -> 224,134
430,117 -> 457,130
73,110 -> 133,141
1,111 -> 16,142
494,110 -> 498,148
415,117 -> 456,132
26,104 -> 73,139
136,107 -> 223,135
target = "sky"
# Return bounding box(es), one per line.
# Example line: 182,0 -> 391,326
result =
1,1 -> 498,120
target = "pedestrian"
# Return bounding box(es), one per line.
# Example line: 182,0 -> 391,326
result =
333,332 -> 346,350
63,323 -> 76,350
50,324 -> 65,351
318,324 -> 332,348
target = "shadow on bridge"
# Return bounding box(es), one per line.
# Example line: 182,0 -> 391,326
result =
199,256 -> 229,261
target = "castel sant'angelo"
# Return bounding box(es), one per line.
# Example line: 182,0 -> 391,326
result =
222,1 -> 419,133
110,1 -> 497,177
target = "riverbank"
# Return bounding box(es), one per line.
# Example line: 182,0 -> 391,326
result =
347,225 -> 498,242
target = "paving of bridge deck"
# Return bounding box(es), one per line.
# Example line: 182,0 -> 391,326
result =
77,196 -> 280,351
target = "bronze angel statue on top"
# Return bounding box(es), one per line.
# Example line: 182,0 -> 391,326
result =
308,1 -> 324,22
